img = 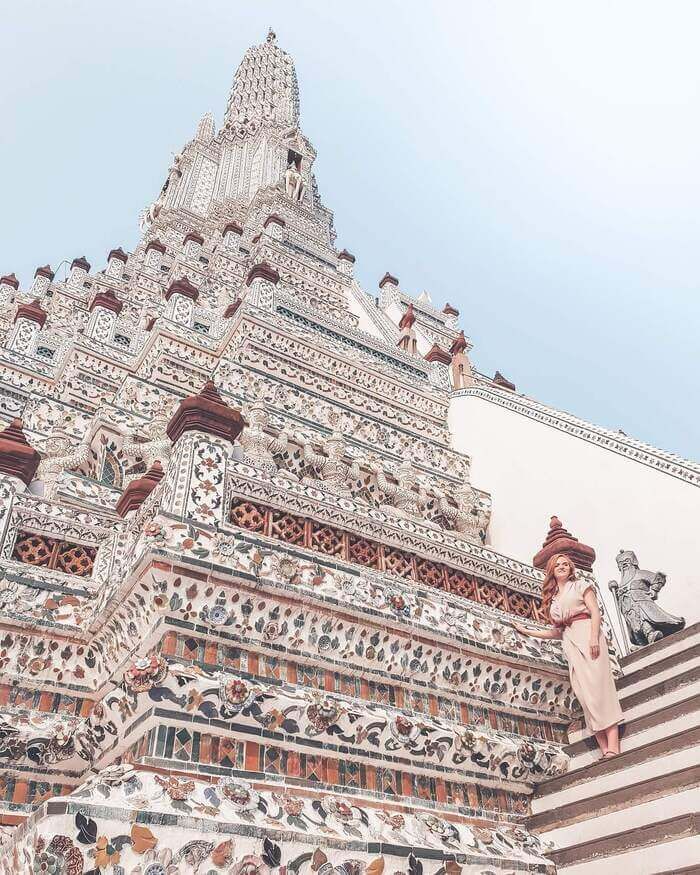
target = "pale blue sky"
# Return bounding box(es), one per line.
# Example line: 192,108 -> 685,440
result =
2,1 -> 698,458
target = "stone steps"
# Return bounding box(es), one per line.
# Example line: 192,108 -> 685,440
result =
529,622 -> 700,872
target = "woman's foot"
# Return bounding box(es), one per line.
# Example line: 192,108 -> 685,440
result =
603,750 -> 618,758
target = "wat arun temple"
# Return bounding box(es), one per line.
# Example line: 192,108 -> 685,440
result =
0,31 -> 697,875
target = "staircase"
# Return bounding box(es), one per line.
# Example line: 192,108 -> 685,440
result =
529,621 -> 700,874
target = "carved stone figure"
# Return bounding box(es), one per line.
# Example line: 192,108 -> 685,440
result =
608,550 -> 685,646
300,430 -> 359,496
37,423 -> 92,499
374,459 -> 424,518
238,397 -> 294,477
436,483 -> 490,540
284,161 -> 304,202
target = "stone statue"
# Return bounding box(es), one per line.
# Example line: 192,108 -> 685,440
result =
284,161 -> 304,202
608,550 -> 685,646
373,459 -> 425,519
300,430 -> 359,497
238,397 -> 295,478
435,483 -> 490,540
37,422 -> 92,499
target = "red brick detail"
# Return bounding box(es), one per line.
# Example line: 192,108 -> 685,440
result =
0,273 -> 19,289
165,276 -> 199,302
338,249 -> 355,263
223,221 -> 243,236
449,331 -> 468,356
108,247 -> 128,263
184,231 -> 204,246
229,499 -> 540,619
145,239 -> 167,255
263,214 -> 285,229
493,371 -> 515,391
246,262 -> 280,286
116,461 -> 164,517
166,380 -> 246,444
15,299 -> 47,327
224,299 -> 241,318
442,302 -> 459,317
0,419 -> 41,485
34,265 -> 55,281
89,287 -> 123,314
398,303 -> 416,330
70,256 -> 91,272
533,515 -> 596,572
379,272 -> 399,288
424,343 -> 451,364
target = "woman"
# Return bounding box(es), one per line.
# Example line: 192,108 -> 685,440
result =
513,553 -> 623,757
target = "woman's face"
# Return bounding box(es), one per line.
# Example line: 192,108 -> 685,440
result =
553,556 -> 572,582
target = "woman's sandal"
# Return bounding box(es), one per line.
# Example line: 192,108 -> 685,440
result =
603,750 -> 619,758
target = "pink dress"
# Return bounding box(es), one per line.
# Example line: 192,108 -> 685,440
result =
551,578 -> 623,733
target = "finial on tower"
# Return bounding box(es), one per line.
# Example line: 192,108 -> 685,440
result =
267,28 -> 276,43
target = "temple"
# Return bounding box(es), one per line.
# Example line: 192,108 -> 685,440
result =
0,29 -> 698,874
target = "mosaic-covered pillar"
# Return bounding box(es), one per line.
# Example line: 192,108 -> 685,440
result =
9,299 -> 47,355
87,288 -> 123,344
244,262 -> 279,310
29,264 -> 54,297
145,238 -> 167,272
68,255 -> 91,289
222,221 -> 243,252
164,276 -> 199,326
0,273 -> 19,309
337,248 -> 355,277
183,230 -> 204,260
106,246 -> 128,279
161,381 -> 245,526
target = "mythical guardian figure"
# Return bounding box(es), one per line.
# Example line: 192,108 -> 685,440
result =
37,422 -> 92,499
373,459 -> 425,519
300,430 -> 359,497
238,397 -> 295,479
608,550 -> 685,646
435,483 -> 491,541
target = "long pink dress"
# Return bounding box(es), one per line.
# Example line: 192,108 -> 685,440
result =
550,578 -> 624,733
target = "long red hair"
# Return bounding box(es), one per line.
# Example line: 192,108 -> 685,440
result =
541,553 -> 577,621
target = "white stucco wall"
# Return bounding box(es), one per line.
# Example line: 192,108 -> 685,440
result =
449,386 -> 700,648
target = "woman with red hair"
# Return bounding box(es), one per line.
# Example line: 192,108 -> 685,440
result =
514,553 -> 623,757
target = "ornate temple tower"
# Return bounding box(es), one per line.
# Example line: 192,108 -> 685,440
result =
0,31 -> 587,873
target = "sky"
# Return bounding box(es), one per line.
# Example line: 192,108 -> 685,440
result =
2,1 -> 699,459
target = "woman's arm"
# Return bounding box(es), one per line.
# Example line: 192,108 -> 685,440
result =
583,587 -> 602,659
512,621 -> 562,640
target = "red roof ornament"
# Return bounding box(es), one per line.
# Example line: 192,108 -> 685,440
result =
184,231 -> 204,246
89,288 -> 123,314
263,214 -> 285,229
145,239 -> 167,255
0,419 -> 41,486
223,221 -> 243,236
379,272 -> 399,289
34,265 -> 55,281
165,277 -> 199,302
224,299 -> 241,318
398,303 -> 416,330
493,371 -> 516,391
246,262 -> 280,286
533,516 -> 596,572
115,460 -> 164,517
70,256 -> 91,272
108,247 -> 128,263
166,381 -> 246,444
338,249 -> 355,263
442,302 -> 459,317
449,331 -> 468,356
424,343 -> 451,365
15,299 -> 47,328
1,273 -> 19,289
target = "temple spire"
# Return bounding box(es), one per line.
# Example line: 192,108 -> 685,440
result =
223,30 -> 300,129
